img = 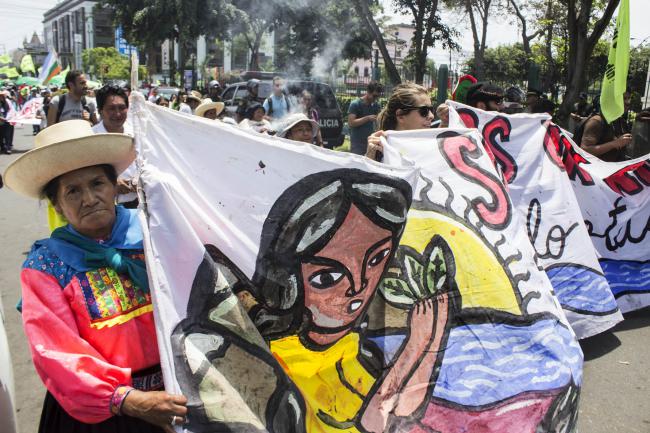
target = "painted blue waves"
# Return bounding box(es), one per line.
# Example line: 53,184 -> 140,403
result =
600,259 -> 650,297
369,319 -> 582,407
546,265 -> 618,314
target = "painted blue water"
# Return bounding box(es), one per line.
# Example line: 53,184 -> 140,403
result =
368,319 -> 583,407
546,265 -> 619,314
600,259 -> 650,297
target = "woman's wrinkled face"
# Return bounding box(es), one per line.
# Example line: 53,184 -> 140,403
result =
287,121 -> 314,144
396,93 -> 434,131
301,205 -> 393,330
54,166 -> 118,239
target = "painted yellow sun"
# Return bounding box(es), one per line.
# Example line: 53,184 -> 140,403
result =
400,209 -> 522,315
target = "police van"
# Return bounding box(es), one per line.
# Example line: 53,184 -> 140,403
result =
221,76 -> 344,148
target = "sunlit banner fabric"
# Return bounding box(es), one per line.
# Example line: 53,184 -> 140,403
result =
131,96 -> 582,433
449,101 -> 648,315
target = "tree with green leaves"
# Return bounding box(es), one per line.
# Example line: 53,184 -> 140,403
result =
82,47 -> 147,80
390,0 -> 458,84
443,0 -> 505,80
351,0 -> 402,85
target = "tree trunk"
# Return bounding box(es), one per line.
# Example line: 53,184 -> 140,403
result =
352,0 -> 402,85
557,0 -> 620,125
465,0 -> 483,79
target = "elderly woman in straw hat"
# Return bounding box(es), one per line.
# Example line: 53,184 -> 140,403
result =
194,98 -> 225,120
3,120 -> 187,433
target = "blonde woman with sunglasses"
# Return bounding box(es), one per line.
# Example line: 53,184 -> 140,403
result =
365,83 -> 435,161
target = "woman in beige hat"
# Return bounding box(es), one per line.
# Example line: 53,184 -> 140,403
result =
277,113 -> 320,145
3,120 -> 187,433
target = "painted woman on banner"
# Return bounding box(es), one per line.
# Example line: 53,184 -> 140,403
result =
172,168 -> 456,433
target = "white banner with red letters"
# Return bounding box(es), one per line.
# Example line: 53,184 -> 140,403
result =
449,101 -> 649,315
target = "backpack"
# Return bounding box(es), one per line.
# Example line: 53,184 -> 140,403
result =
265,94 -> 290,117
573,113 -> 617,147
56,94 -> 91,123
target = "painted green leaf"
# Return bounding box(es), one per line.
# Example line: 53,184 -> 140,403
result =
425,245 -> 447,296
379,277 -> 417,306
403,252 -> 425,299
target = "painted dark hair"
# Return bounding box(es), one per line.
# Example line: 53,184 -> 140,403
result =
250,168 -> 412,337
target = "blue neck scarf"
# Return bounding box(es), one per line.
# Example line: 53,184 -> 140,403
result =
47,206 -> 148,291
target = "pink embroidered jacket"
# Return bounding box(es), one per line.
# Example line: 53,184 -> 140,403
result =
21,242 -> 160,423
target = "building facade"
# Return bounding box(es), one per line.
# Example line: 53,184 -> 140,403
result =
349,24 -> 415,80
43,0 -> 115,70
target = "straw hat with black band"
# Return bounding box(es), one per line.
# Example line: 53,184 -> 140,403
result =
3,120 -> 135,199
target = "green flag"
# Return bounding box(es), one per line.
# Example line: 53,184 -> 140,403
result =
20,54 -> 36,75
0,66 -> 20,78
0,54 -> 11,65
600,0 -> 630,123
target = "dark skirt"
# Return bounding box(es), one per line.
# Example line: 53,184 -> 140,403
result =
38,391 -> 167,433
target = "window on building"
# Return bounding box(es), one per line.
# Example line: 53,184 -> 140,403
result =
363,67 -> 369,77
354,66 -> 359,75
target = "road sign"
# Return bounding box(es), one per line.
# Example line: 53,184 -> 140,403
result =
115,26 -> 137,56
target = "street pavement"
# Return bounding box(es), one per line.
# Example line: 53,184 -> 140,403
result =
1,127 -> 649,433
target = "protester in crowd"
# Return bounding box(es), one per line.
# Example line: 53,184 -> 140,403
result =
466,82 -> 505,112
35,90 -> 51,133
525,87 -> 543,113
277,113 -> 320,145
2,120 -> 188,432
92,84 -> 130,134
156,97 -> 170,108
434,103 -> 449,128
300,90 -> 324,146
0,91 -> 15,154
503,86 -> 526,114
572,92 -> 593,119
576,93 -> 633,162
348,81 -> 382,155
169,94 -> 179,110
46,70 -> 98,127
530,98 -> 556,118
364,83 -> 435,161
236,79 -> 265,123
177,93 -> 190,114
148,87 -> 158,103
263,77 -> 291,121
92,85 -> 137,208
239,102 -> 273,134
29,88 -> 41,135
206,80 -> 222,102
195,99 -> 225,120
179,93 -> 201,115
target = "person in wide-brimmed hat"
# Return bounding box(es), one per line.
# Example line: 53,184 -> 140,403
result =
276,112 -> 320,144
194,98 -> 225,120
3,120 -> 188,432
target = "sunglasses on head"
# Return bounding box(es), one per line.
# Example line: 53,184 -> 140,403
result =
399,105 -> 435,117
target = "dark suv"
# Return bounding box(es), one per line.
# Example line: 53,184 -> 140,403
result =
221,79 -> 344,148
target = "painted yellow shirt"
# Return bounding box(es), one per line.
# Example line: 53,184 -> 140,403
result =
270,332 -> 375,433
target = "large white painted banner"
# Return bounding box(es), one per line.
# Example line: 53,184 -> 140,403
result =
131,95 -> 582,433
449,102 -> 649,315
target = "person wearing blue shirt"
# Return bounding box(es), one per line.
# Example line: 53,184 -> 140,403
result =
347,81 -> 382,155
263,77 -> 291,120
